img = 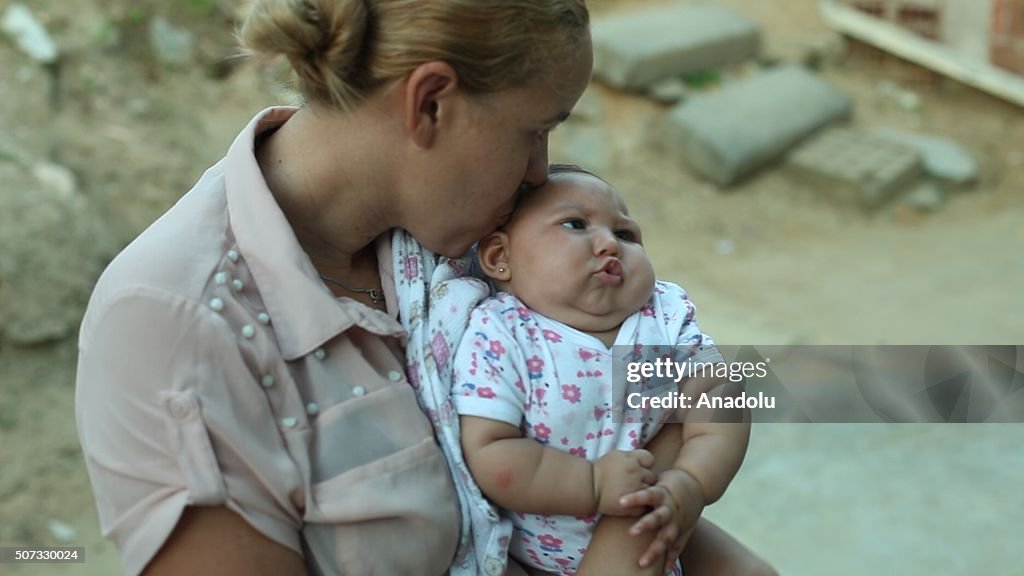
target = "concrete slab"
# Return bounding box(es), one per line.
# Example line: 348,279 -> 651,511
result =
660,65 -> 853,185
592,4 -> 761,91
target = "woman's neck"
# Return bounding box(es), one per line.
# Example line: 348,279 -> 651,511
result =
256,106 -> 393,276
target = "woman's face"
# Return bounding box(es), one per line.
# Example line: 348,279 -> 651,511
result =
407,40 -> 594,258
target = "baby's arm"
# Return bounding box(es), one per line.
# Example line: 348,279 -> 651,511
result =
461,415 -> 656,517
621,284 -> 752,568
672,374 -> 751,504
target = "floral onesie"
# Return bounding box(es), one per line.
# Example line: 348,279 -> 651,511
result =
452,281 -> 723,575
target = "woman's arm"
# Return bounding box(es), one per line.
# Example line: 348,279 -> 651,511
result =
143,506 -> 305,576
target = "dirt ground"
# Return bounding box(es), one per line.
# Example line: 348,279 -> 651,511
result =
1,0 -> 1021,574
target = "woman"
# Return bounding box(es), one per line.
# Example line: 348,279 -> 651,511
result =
75,0 -> 772,574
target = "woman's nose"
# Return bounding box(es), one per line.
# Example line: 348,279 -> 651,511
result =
522,134 -> 550,189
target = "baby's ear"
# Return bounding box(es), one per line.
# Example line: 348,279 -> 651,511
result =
477,231 -> 512,282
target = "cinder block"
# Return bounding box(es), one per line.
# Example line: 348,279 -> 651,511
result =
873,128 -> 978,186
592,4 -> 761,91
660,65 -> 853,185
786,128 -> 922,208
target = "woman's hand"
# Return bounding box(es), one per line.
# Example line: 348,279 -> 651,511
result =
619,468 -> 705,572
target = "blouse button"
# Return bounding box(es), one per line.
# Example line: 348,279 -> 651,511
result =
260,374 -> 275,388
214,272 -> 227,285
387,370 -> 403,382
227,249 -> 239,262
352,385 -> 366,397
168,398 -> 191,419
281,416 -> 298,429
241,325 -> 255,339
231,278 -> 244,291
209,297 -> 224,312
257,312 -> 271,325
313,348 -> 326,361
305,402 -> 319,416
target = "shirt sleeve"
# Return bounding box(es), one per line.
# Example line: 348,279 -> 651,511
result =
450,302 -> 529,427
657,281 -> 725,364
75,287 -> 297,575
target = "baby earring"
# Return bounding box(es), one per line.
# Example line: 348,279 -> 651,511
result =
497,267 -> 506,273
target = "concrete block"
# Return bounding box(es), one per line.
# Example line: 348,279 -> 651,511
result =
592,4 -> 761,91
873,128 -> 979,185
786,128 -> 922,209
660,65 -> 854,185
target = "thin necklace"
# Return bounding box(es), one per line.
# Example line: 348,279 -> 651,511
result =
319,273 -> 385,305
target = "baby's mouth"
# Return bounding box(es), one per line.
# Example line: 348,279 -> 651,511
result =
595,259 -> 623,285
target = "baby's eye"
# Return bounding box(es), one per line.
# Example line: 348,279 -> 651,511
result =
561,219 -> 586,230
615,230 -> 637,242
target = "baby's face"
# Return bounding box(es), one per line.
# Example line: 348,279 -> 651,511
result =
500,171 -> 656,334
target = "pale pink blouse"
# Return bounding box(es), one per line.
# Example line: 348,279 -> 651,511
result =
75,107 -> 459,575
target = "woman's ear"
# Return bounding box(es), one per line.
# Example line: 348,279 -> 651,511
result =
404,61 -> 459,148
477,232 -> 512,281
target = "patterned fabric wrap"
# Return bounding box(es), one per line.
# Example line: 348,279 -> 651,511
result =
391,229 -> 513,575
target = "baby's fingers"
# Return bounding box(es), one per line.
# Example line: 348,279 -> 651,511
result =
638,521 -> 681,569
633,449 -> 655,469
619,484 -> 665,509
628,504 -> 672,536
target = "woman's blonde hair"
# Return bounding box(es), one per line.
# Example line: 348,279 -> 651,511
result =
239,0 -> 590,111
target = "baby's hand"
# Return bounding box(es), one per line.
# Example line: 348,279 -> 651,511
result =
592,449 -> 657,515
620,468 -> 706,571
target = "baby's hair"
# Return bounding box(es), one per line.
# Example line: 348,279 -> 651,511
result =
548,163 -> 612,186
511,163 -> 615,214
239,0 -> 590,112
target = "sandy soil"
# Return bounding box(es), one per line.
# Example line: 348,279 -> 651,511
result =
1,0 -> 1021,574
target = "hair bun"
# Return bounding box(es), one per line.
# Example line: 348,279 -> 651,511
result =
241,0 -> 369,107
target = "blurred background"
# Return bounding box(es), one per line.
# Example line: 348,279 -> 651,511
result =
1,0 -> 1021,573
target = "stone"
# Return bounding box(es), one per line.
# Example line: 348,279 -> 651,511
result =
648,77 -> 692,105
900,181 -> 946,212
873,128 -> 979,185
0,161 -> 117,344
592,4 -> 761,91
1,4 -> 58,64
149,16 -> 194,67
660,65 -> 854,185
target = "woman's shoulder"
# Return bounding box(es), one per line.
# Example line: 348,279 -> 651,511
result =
81,168 -> 233,344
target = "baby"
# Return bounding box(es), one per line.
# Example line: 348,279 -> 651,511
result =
452,165 -> 750,575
